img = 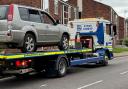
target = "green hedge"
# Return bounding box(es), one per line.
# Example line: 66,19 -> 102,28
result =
123,38 -> 128,47
113,48 -> 128,53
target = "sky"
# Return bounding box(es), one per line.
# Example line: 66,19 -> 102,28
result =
95,0 -> 128,18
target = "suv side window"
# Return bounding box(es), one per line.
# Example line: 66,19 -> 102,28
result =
41,12 -> 55,25
19,7 -> 29,21
28,9 -> 41,23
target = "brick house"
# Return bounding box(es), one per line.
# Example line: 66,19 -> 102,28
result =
0,0 -> 41,8
118,17 -> 126,44
125,19 -> 128,38
45,0 -> 78,24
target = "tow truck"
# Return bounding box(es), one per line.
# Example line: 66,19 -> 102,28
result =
0,18 -> 113,77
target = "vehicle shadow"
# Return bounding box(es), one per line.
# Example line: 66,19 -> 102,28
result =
0,64 -> 108,89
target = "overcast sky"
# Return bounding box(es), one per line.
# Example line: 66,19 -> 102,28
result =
95,0 -> 128,18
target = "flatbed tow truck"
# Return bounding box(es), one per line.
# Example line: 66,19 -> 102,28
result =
0,18 -> 113,77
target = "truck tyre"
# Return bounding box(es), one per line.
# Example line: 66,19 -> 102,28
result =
45,56 -> 68,77
101,53 -> 109,66
21,34 -> 37,53
58,35 -> 69,50
56,57 -> 67,77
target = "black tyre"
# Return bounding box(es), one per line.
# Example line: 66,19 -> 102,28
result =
56,57 -> 67,77
45,56 -> 67,77
21,34 -> 37,52
58,35 -> 69,50
101,53 -> 109,66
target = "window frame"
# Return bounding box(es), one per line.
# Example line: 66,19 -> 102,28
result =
18,7 -> 29,21
40,11 -> 56,25
18,7 -> 42,23
28,9 -> 42,23
54,0 -> 59,15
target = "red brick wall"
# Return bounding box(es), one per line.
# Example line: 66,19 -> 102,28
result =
49,0 -> 77,23
68,0 -> 77,7
0,0 -> 41,8
49,0 -> 62,21
119,17 -> 125,40
68,0 -> 111,20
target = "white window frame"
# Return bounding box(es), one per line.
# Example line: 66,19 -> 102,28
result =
41,0 -> 49,12
54,0 -> 59,15
68,6 -> 71,19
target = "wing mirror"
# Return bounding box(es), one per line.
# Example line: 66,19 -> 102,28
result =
56,20 -> 60,24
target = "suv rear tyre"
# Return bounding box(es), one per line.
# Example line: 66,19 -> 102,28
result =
59,35 -> 69,50
21,34 -> 37,52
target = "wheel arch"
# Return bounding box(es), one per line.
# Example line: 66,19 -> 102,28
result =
56,55 -> 70,69
95,48 -> 111,59
25,31 -> 37,42
62,32 -> 70,40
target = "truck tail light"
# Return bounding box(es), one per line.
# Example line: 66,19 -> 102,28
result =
15,60 -> 32,68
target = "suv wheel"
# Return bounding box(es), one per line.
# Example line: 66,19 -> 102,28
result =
59,35 -> 69,50
21,34 -> 37,52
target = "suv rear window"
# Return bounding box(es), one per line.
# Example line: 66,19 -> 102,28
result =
29,9 -> 41,23
0,6 -> 8,20
19,7 -> 29,21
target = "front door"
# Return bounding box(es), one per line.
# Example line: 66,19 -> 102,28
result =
40,12 -> 60,42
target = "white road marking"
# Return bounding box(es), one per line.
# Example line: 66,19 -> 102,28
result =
120,71 -> 128,75
40,84 -> 47,87
77,80 -> 103,89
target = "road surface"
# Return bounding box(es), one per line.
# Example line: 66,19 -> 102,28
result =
0,56 -> 128,89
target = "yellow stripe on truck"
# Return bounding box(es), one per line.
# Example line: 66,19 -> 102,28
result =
0,49 -> 93,60
0,55 -> 6,59
6,55 -> 24,59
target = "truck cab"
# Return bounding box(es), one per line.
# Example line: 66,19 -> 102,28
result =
68,18 -> 113,59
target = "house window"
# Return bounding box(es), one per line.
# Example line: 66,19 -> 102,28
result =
42,0 -> 49,12
54,0 -> 58,15
68,6 -> 71,19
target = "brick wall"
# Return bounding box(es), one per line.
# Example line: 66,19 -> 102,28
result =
119,17 -> 125,40
0,0 -> 41,8
49,0 -> 62,21
49,0 -> 77,24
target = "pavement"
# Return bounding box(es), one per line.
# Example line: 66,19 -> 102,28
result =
0,56 -> 128,89
114,52 -> 128,57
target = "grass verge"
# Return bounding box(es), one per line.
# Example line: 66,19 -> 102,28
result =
113,48 -> 128,53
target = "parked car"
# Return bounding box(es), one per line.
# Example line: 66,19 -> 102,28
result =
0,4 -> 69,52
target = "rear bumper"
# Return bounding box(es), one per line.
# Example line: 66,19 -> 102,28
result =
2,68 -> 34,75
0,30 -> 25,48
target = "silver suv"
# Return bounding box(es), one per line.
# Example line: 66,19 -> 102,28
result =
0,4 -> 69,52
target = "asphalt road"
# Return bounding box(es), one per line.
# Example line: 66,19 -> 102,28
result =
1,56 -> 128,89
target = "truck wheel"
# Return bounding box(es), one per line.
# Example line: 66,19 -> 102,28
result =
56,57 -> 67,77
45,56 -> 68,77
21,34 -> 37,52
58,35 -> 69,50
101,53 -> 109,66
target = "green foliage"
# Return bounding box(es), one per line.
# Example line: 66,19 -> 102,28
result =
123,38 -> 128,47
113,48 -> 128,53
